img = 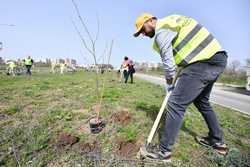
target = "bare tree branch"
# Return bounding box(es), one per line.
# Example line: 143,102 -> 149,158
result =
97,40 -> 114,119
80,50 -> 90,64
71,17 -> 100,96
71,0 -> 93,44
71,0 -> 99,67
94,14 -> 100,44
71,18 -> 94,57
108,40 -> 114,65
71,0 -> 115,120
97,43 -> 108,63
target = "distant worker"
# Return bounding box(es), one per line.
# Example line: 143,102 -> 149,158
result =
60,62 -> 66,74
50,59 -> 57,74
122,57 -> 129,81
23,56 -> 34,75
123,56 -> 135,83
6,60 -> 16,76
133,13 -> 228,162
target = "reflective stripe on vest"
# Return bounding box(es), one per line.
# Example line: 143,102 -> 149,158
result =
153,15 -> 221,67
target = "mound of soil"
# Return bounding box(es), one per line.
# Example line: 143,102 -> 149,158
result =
78,140 -> 101,154
115,139 -> 139,158
77,124 -> 90,134
111,110 -> 132,124
55,133 -> 79,148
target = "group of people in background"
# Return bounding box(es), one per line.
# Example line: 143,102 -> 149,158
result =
119,56 -> 135,84
6,56 -> 34,76
6,56 -> 135,79
50,61 -> 67,74
6,56 -> 70,76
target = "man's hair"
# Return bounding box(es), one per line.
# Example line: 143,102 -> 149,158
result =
124,56 -> 128,60
148,17 -> 157,23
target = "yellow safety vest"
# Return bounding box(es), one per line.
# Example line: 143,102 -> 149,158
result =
153,15 -> 221,67
8,62 -> 16,69
24,58 -> 32,65
60,63 -> 65,68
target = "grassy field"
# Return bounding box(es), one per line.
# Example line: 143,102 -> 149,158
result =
0,71 -> 249,166
216,73 -> 247,86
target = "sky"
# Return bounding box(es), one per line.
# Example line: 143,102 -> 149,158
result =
0,0 -> 249,67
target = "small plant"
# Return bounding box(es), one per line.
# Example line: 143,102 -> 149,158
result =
207,147 -> 250,167
46,108 -> 73,123
3,105 -> 22,115
24,89 -> 34,96
118,124 -> 138,142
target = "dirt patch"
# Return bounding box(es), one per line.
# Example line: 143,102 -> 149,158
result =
115,139 -> 139,158
0,113 -> 8,121
76,123 -> 90,134
109,79 -> 116,83
23,103 -> 33,112
72,108 -> 88,114
188,149 -> 211,167
0,104 -> 8,111
54,133 -> 79,148
77,140 -> 101,154
46,161 -> 60,167
111,110 -> 132,125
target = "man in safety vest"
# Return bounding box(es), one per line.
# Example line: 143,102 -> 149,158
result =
134,13 -> 228,162
23,56 -> 34,75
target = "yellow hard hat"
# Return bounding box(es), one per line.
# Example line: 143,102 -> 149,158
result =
133,13 -> 156,37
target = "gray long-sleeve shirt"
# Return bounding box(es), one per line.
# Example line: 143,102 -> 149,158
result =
155,29 -> 177,80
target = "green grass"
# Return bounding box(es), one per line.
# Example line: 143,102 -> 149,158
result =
2,105 -> 22,115
217,73 -> 247,86
0,71 -> 249,166
117,124 -> 139,142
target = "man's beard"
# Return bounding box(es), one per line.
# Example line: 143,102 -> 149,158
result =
146,30 -> 155,38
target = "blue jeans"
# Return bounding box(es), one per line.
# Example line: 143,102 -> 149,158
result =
124,69 -> 134,83
26,65 -> 32,75
160,51 -> 228,152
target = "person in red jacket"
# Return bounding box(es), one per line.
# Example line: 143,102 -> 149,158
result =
123,56 -> 135,83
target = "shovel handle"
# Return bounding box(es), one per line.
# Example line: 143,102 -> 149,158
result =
146,68 -> 182,145
146,92 -> 171,144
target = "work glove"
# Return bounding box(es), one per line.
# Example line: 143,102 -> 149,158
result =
165,84 -> 174,93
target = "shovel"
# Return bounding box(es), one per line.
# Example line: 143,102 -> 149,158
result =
138,68 -> 182,159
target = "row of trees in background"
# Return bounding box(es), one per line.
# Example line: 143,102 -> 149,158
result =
217,59 -> 250,85
138,58 -> 250,86
225,59 -> 249,75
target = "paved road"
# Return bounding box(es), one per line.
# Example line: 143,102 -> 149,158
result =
135,73 -> 250,116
